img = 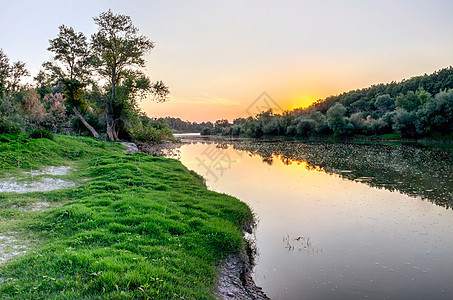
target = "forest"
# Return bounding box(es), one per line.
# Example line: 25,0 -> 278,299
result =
162,117 -> 213,133
203,67 -> 453,139
0,10 -> 173,143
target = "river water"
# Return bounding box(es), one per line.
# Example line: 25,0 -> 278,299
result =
170,136 -> 453,299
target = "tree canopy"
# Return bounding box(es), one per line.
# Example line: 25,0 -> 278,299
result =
0,11 -> 172,143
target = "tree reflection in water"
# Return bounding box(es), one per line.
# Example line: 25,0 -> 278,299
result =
173,137 -> 453,209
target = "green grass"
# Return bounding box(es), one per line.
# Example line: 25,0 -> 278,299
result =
0,134 -> 253,299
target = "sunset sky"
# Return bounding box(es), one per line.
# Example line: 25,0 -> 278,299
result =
1,0 -> 453,122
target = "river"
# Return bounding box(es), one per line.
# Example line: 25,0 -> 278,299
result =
170,135 -> 453,299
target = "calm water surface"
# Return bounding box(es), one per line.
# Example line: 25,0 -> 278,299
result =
170,138 -> 453,299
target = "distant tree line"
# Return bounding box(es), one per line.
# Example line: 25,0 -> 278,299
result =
202,67 -> 453,139
0,10 -> 173,143
162,117 -> 213,133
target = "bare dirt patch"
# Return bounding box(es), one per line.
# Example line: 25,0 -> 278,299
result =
0,233 -> 28,265
0,166 -> 75,193
0,165 -> 74,269
25,166 -> 72,176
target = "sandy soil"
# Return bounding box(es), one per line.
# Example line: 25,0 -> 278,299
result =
0,166 -> 75,193
0,166 -> 75,268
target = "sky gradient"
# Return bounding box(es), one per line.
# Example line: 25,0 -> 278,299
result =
1,0 -> 453,122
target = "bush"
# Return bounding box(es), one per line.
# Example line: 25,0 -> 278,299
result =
327,103 -> 354,136
0,119 -> 22,134
392,109 -> 420,138
126,116 -> 174,143
28,128 -> 54,140
231,125 -> 242,136
200,127 -> 211,135
295,118 -> 316,137
365,119 -> 388,135
349,112 -> 366,134
286,125 -> 296,136
375,94 -> 395,113
417,89 -> 453,135
71,112 -> 104,136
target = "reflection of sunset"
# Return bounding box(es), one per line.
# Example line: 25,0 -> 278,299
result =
176,140 -> 453,299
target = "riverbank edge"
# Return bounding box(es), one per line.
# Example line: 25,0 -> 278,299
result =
0,136 -> 263,298
132,141 -> 270,299
214,250 -> 269,300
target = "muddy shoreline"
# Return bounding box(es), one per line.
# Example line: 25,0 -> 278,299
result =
215,252 -> 269,300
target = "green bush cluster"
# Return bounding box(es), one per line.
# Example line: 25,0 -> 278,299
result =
203,68 -> 453,139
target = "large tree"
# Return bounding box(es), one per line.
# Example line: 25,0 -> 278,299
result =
0,49 -> 30,96
44,25 -> 100,138
0,49 -> 10,95
91,9 -> 168,141
8,61 -> 30,94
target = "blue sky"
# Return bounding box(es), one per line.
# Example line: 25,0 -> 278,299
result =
1,0 -> 452,121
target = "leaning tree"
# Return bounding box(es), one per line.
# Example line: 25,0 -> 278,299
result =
44,25 -> 100,138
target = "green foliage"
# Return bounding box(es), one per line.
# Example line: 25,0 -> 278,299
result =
395,91 -> 419,112
309,67 -> 453,114
126,115 -> 175,143
0,135 -> 253,299
295,119 -> 316,137
71,112 -> 104,136
417,87 -> 433,106
392,109 -> 420,138
0,119 -> 22,135
205,68 -> 453,140
417,89 -> 453,135
45,25 -> 91,82
165,117 -> 213,133
327,103 -> 354,136
0,96 -> 23,134
0,49 -> 30,96
0,49 -> 9,95
90,10 -> 169,141
375,94 -> 395,113
61,78 -> 87,110
28,128 -> 54,140
200,127 -> 212,135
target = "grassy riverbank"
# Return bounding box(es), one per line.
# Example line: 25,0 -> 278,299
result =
0,134 -> 253,299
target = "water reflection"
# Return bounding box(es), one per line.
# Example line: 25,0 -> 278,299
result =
169,137 -> 453,299
174,137 -> 453,209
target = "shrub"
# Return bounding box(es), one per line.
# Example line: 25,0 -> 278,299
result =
375,94 -> 395,113
286,125 -> 296,136
231,125 -> 242,136
295,118 -> 316,137
126,117 -> 174,143
417,89 -> 453,135
392,109 -> 420,138
28,128 -> 54,140
0,119 -> 22,134
200,127 -> 211,135
349,112 -> 366,134
327,103 -> 354,136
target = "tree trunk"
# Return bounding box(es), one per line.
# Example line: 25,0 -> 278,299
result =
105,106 -> 116,141
105,65 -> 117,141
73,107 -> 100,139
112,119 -> 119,141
